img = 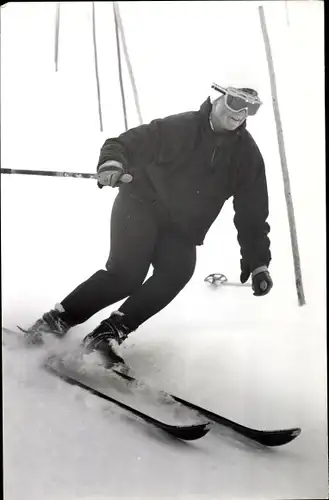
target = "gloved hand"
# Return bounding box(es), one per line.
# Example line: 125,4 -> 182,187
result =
240,261 -> 273,296
97,160 -> 133,189
251,266 -> 273,296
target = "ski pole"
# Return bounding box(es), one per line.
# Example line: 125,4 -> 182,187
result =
204,273 -> 252,287
0,168 -> 132,182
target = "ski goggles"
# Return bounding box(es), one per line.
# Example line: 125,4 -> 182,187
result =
211,83 -> 262,116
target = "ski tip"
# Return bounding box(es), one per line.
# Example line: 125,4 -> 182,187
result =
292,427 -> 302,436
258,427 -> 302,447
167,422 -> 211,441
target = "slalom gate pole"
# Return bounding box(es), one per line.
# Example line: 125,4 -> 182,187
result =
259,6 -> 306,306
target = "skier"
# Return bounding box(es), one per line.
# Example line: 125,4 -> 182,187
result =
24,84 -> 273,366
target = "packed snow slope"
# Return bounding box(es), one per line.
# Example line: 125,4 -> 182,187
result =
1,2 -> 327,499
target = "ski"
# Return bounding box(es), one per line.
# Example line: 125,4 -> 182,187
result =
43,355 -> 211,442
113,370 -> 301,447
3,327 -> 301,446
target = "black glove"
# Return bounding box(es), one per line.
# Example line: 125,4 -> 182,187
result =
251,266 -> 273,296
97,160 -> 132,189
240,260 -> 273,296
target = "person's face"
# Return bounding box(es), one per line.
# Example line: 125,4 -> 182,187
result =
211,95 -> 247,132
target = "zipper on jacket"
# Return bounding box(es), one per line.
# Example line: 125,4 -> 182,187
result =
211,147 -> 217,167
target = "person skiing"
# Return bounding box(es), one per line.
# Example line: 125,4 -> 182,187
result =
23,84 -> 273,366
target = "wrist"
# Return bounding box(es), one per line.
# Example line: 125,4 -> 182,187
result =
99,160 -> 123,170
252,265 -> 268,278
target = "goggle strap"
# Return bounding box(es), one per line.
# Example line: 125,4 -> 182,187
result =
212,83 -> 261,105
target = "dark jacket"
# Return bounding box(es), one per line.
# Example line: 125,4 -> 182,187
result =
97,98 -> 271,271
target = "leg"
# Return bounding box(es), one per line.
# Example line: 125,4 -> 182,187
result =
118,229 -> 197,329
81,229 -> 196,366
57,192 -> 158,325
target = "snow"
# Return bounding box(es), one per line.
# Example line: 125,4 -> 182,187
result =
1,2 -> 327,500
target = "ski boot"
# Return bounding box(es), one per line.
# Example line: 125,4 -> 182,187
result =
82,311 -> 133,368
21,303 -> 73,346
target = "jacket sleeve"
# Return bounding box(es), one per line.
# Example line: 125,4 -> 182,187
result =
97,120 -> 161,171
233,143 -> 271,272
97,113 -> 197,172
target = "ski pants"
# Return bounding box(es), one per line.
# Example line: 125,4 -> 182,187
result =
60,191 -> 197,330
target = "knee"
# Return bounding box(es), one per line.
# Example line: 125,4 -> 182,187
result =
158,259 -> 196,288
176,261 -> 196,286
104,262 -> 148,293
